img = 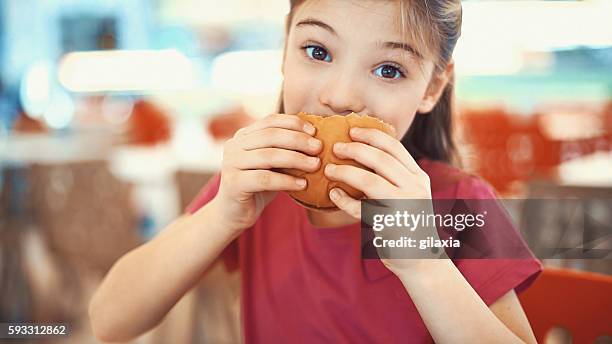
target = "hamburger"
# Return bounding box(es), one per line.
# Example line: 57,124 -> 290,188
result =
281,112 -> 396,211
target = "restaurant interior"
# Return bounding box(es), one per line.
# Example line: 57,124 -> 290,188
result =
1,0 -> 611,343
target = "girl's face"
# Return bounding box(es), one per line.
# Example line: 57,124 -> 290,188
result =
282,0 -> 451,139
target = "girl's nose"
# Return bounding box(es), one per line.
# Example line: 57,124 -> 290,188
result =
318,68 -> 365,115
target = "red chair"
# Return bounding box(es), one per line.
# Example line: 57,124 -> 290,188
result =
518,267 -> 612,343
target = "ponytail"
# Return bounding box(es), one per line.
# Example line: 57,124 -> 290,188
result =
400,73 -> 459,166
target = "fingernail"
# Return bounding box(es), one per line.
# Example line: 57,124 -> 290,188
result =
309,138 -> 321,148
309,157 -> 320,166
303,123 -> 316,135
325,164 -> 335,174
350,127 -> 361,135
296,178 -> 307,187
334,142 -> 345,151
330,188 -> 340,201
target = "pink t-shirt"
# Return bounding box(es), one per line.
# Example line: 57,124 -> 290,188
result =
186,158 -> 543,343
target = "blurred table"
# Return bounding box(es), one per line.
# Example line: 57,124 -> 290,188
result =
557,151 -> 612,187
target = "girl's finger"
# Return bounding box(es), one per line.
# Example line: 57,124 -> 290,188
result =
324,163 -> 395,199
240,127 -> 322,155
329,188 -> 361,219
349,127 -> 422,175
233,148 -> 321,172
332,141 -> 407,187
234,113 -> 316,138
236,169 -> 307,193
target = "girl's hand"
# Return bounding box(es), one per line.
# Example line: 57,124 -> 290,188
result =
213,114 -> 323,235
325,126 -> 432,215
323,127 -> 445,274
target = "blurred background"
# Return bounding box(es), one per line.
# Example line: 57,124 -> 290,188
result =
0,0 -> 611,343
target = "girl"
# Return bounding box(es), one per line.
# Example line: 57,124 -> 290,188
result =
90,0 -> 543,343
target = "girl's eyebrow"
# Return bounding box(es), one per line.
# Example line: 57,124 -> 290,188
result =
295,18 -> 338,37
376,41 -> 423,60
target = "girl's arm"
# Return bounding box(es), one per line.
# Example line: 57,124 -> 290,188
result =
323,128 -> 538,343
395,260 -> 537,344
89,113 -> 319,343
88,199 -> 237,343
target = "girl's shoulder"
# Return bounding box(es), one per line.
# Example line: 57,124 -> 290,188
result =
417,158 -> 498,200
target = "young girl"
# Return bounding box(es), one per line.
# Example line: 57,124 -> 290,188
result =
90,0 -> 543,342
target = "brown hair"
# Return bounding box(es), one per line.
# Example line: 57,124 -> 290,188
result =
279,0 -> 463,165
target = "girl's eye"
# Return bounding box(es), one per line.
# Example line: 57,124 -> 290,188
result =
304,45 -> 331,62
374,64 -> 405,79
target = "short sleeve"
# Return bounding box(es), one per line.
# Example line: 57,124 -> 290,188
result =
185,173 -> 222,215
452,176 -> 543,306
185,173 -> 239,272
